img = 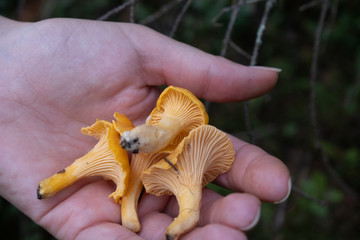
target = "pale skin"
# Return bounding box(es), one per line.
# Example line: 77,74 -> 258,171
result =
0,16 -> 290,240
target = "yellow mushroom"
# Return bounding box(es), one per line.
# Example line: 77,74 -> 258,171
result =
141,125 -> 235,240
120,86 -> 208,154
112,112 -> 135,135
121,151 -> 169,232
37,115 -> 130,203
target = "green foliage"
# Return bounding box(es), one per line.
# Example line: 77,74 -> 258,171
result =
206,182 -> 233,196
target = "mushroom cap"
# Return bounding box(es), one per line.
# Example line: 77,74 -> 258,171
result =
81,119 -> 113,139
146,86 -> 209,151
80,119 -> 130,202
38,119 -> 131,202
112,112 -> 135,135
141,125 -> 235,196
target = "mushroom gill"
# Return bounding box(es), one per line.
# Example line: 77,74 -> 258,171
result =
37,118 -> 130,203
120,86 -> 208,154
141,125 -> 235,240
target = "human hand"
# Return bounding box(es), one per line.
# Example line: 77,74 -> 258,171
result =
0,17 -> 290,239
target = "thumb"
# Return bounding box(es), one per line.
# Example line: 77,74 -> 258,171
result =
124,24 -> 279,102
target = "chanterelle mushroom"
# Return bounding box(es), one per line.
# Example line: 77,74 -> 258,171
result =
141,125 -> 235,240
112,112 -> 135,135
120,86 -> 208,153
121,152 -> 169,232
37,115 -> 130,203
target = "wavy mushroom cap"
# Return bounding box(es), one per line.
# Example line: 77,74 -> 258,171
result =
37,119 -> 130,203
147,86 -> 209,149
141,125 -> 235,240
121,86 -> 209,153
142,125 -> 234,195
112,112 -> 135,135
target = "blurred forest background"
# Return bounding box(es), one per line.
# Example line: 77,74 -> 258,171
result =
1,0 -> 359,239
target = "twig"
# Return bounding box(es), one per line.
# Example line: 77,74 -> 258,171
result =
212,0 -> 265,26
244,0 -> 276,144
220,0 -> 244,56
328,0 -> 339,30
292,186 -> 328,207
299,0 -> 320,12
140,0 -> 184,25
230,41 -> 252,59
309,0 -> 325,149
250,0 -> 275,66
129,0 -> 137,23
205,0 -> 244,112
97,0 -> 139,21
309,0 -> 359,199
169,0 -> 193,38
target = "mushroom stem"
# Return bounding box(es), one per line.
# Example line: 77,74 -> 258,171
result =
120,176 -> 143,232
166,184 -> 202,240
37,166 -> 77,199
121,152 -> 168,232
121,116 -> 183,153
37,126 -> 129,202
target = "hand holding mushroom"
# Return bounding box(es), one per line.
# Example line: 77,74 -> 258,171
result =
0,17 -> 290,240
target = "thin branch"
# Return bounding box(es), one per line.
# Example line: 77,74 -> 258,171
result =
205,0 -> 244,112
230,41 -> 252,59
212,0 -> 265,26
244,0 -> 276,144
309,0 -> 359,199
292,186 -> 328,207
309,1 -> 326,149
220,0 -> 243,57
299,0 -> 320,12
97,0 -> 139,21
140,0 -> 184,25
250,0 -> 275,66
211,5 -> 233,27
129,0 -> 137,23
169,0 -> 193,38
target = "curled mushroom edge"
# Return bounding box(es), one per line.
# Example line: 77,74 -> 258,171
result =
141,125 -> 235,240
120,86 -> 209,154
37,114 -> 132,203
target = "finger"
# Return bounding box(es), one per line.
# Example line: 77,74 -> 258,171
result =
199,191 -> 261,231
163,188 -> 261,231
182,224 -> 247,240
138,192 -> 171,218
162,188 -> 221,218
123,24 -> 279,102
138,212 -> 173,240
216,135 -> 291,203
76,222 -> 144,240
37,181 -> 122,239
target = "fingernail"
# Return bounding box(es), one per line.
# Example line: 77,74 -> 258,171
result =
250,66 -> 282,73
274,178 -> 292,204
242,206 -> 261,231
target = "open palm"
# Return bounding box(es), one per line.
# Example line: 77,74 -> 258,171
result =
0,18 -> 290,240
